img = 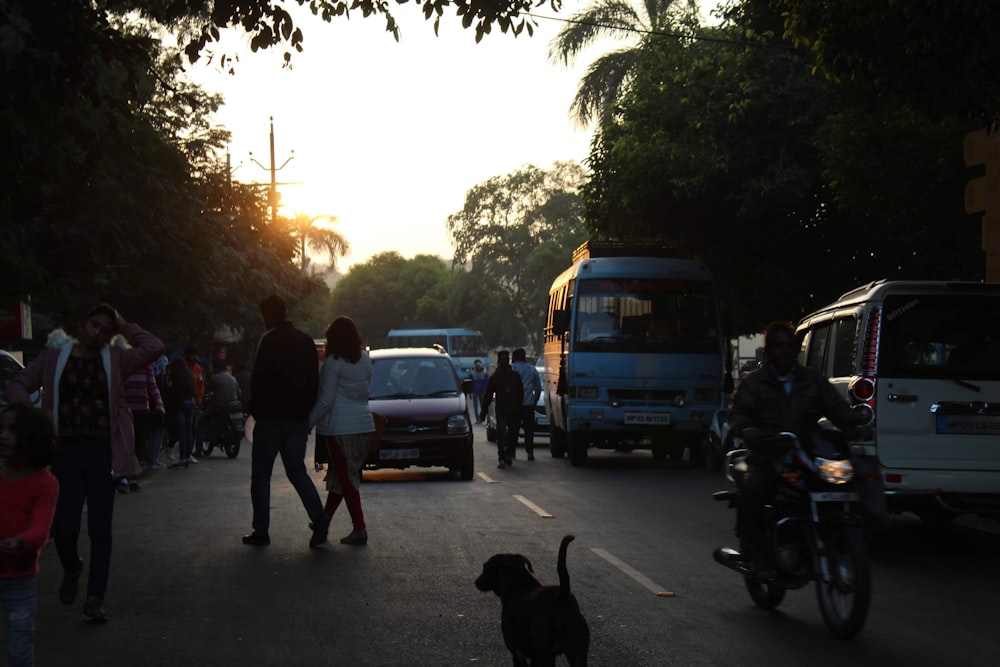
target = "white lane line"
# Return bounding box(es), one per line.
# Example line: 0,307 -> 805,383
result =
513,494 -> 554,518
477,472 -> 497,483
591,548 -> 675,597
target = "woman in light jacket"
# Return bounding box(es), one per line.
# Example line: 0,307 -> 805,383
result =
307,316 -> 375,546
6,303 -> 163,623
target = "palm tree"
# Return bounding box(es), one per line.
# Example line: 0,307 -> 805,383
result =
548,0 -> 700,127
289,212 -> 350,271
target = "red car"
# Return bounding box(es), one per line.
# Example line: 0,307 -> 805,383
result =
366,347 -> 475,480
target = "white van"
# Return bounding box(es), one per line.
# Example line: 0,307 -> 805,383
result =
796,280 -> 1000,526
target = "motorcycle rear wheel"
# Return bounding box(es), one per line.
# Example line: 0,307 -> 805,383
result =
744,576 -> 785,610
815,525 -> 871,639
224,436 -> 241,459
201,438 -> 216,457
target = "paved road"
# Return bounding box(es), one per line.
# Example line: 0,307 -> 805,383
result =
18,425 -> 1000,666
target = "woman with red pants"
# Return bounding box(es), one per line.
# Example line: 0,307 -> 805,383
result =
308,316 -> 375,546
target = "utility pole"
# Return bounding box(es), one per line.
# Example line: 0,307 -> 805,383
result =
249,116 -> 296,224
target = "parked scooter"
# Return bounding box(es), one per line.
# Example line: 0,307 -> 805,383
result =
198,399 -> 245,459
712,429 -> 874,639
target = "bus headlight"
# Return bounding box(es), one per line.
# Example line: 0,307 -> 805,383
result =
816,458 -> 854,485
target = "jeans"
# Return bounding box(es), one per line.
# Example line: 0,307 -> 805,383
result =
736,463 -> 779,553
497,414 -> 520,462
472,392 -> 485,421
51,441 -> 116,604
250,419 -> 324,534
519,405 -> 536,452
172,398 -> 195,460
0,575 -> 36,667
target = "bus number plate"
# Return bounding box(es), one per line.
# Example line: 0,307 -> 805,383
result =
624,411 -> 671,425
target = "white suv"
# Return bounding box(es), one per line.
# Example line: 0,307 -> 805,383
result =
796,280 -> 1000,527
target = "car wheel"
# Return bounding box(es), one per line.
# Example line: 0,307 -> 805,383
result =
568,432 -> 588,467
550,425 -> 567,458
458,445 -> 474,481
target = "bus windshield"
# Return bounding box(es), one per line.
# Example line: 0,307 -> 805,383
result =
573,278 -> 720,354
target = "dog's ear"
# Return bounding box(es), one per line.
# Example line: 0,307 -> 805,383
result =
517,555 -> 534,574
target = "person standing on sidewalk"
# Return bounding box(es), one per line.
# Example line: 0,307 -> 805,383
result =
510,348 -> 542,461
163,357 -> 197,469
6,303 -> 163,624
122,362 -> 165,473
242,294 -> 327,549
479,350 -> 523,469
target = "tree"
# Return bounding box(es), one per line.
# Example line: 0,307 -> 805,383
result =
447,162 -> 589,353
0,1 -> 328,350
736,0 -> 1000,126
284,212 -> 350,271
329,252 -> 453,347
584,6 -> 984,334
548,0 -> 700,126
99,0 -> 564,63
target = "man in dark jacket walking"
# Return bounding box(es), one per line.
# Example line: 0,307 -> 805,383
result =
243,294 -> 329,548
479,350 -> 523,469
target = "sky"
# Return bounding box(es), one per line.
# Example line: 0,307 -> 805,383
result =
185,2 -> 616,272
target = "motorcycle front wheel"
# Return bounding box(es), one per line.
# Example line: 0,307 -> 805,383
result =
815,525 -> 871,639
744,576 -> 785,610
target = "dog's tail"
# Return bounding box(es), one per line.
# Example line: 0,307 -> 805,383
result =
557,534 -> 575,603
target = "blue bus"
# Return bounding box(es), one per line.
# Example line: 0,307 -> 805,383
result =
542,243 -> 725,466
384,328 -> 489,381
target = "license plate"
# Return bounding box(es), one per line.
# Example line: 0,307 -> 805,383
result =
935,414 -> 1000,435
624,411 -> 671,425
810,491 -> 859,502
380,448 -> 420,460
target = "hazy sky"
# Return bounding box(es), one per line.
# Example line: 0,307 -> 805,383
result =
185,2 -> 612,271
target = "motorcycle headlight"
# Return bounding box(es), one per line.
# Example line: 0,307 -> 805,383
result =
816,457 -> 854,485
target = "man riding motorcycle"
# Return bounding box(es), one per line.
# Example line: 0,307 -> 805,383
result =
729,321 -> 869,572
197,360 -> 242,443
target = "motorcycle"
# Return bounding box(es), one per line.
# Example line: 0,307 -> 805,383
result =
712,429 -> 874,639
198,400 -> 245,459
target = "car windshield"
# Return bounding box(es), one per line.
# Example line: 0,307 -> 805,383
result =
370,357 -> 461,399
573,278 -> 720,353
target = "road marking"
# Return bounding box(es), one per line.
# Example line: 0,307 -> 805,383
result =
591,548 -> 675,597
513,494 -> 553,518
477,472 -> 497,483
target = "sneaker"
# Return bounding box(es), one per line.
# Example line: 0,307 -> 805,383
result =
164,448 -> 177,462
128,481 -> 140,492
527,452 -> 535,461
168,461 -> 188,470
187,456 -> 199,464
82,596 -> 108,624
59,560 -> 83,605
117,481 -> 129,495
149,462 -> 166,470
497,460 -> 506,469
504,457 -> 513,467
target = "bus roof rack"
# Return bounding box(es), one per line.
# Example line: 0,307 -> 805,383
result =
571,241 -> 689,263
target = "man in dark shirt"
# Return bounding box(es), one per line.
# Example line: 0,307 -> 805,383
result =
242,294 -> 328,548
730,321 -> 867,570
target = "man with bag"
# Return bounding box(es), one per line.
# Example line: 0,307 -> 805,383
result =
479,350 -> 523,469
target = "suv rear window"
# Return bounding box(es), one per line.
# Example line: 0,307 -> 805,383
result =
880,294 -> 1000,379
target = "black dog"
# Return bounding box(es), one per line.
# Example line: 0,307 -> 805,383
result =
475,534 -> 590,666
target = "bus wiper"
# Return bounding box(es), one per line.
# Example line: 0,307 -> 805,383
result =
952,378 -> 982,392
427,389 -> 458,397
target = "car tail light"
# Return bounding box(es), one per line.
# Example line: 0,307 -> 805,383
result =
850,377 -> 876,402
861,308 -> 881,375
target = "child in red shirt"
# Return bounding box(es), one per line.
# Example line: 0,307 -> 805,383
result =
0,404 -> 59,666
